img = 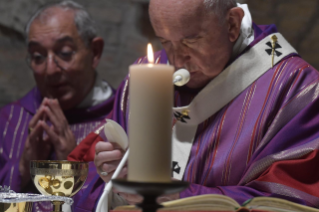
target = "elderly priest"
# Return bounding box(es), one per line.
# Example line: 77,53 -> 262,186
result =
69,0 -> 319,211
0,1 -> 115,211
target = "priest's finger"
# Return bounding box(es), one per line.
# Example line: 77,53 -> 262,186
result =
100,161 -> 118,173
41,105 -> 66,134
117,192 -> 143,205
28,106 -> 47,130
157,193 -> 180,204
99,160 -> 127,175
29,97 -> 51,124
109,141 -> 126,151
95,141 -> 114,154
94,150 -> 124,167
98,169 -> 114,182
117,166 -> 128,178
40,121 -> 60,145
95,141 -> 124,155
28,120 -> 45,142
44,98 -> 65,119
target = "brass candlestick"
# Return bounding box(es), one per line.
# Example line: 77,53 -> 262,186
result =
30,160 -> 88,212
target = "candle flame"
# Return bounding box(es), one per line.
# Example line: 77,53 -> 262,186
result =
147,43 -> 154,64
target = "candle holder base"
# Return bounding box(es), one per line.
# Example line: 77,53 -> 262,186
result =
112,179 -> 189,212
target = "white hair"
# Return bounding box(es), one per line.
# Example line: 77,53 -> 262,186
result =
204,0 -> 237,20
25,0 -> 97,46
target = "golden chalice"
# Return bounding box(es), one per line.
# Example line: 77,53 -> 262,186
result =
0,202 -> 32,212
30,160 -> 88,212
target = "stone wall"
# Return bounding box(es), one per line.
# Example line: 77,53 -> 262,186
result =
243,0 -> 319,71
0,0 -> 154,107
0,0 -> 318,107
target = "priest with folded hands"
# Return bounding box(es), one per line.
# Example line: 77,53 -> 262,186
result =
0,1 -> 115,211
68,0 -> 319,211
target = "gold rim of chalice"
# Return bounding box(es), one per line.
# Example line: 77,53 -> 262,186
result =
30,160 -> 89,198
30,160 -> 88,176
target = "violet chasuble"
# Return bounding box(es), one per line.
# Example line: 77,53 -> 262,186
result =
0,86 -> 115,211
69,23 -> 319,212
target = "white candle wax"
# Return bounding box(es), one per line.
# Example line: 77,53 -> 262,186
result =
128,63 -> 174,183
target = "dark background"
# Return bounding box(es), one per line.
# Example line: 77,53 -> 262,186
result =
1,0 -> 318,107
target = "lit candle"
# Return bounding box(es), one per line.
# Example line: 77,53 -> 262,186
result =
128,44 -> 174,183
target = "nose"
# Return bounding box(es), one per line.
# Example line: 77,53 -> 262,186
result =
172,44 -> 190,69
45,54 -> 61,75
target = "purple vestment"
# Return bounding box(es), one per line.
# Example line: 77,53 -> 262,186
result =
0,86 -> 114,211
72,24 -> 319,211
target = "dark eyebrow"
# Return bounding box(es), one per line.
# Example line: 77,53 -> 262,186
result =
184,34 -> 199,39
155,34 -> 200,41
56,36 -> 75,44
27,36 -> 75,48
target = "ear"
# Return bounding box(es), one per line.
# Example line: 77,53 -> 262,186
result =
226,7 -> 244,43
90,37 -> 104,69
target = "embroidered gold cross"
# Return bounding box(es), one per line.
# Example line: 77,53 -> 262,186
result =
174,110 -> 190,123
271,35 -> 278,68
265,35 -> 282,68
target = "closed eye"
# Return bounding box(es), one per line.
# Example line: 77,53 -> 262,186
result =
57,51 -> 75,61
159,39 -> 170,45
183,37 -> 201,45
30,52 -> 46,64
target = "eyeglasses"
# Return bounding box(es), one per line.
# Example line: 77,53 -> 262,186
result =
26,50 -> 77,72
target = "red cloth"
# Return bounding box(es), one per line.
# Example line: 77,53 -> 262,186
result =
256,149 -> 319,197
67,132 -> 103,162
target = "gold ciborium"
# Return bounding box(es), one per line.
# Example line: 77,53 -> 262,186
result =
30,160 -> 88,212
0,202 -> 32,212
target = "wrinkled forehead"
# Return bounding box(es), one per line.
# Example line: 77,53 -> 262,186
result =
33,7 -> 75,27
149,0 -> 211,38
28,8 -> 80,44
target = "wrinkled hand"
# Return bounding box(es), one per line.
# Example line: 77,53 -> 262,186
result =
38,98 -> 76,160
19,98 -> 76,189
114,189 -> 180,205
94,141 -> 127,182
20,99 -> 52,188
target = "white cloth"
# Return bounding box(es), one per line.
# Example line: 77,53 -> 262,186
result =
231,3 -> 254,60
172,33 -> 297,180
77,73 -> 113,108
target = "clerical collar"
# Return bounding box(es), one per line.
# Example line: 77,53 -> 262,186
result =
77,73 -> 113,108
231,3 -> 254,60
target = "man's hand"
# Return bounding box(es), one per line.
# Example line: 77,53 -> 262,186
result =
114,190 -> 180,205
19,99 -> 52,189
40,98 -> 76,160
19,98 -> 76,189
94,141 -> 127,182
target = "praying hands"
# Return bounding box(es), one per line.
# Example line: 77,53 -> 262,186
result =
19,98 -> 76,189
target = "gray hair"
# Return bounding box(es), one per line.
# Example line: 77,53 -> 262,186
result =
204,0 -> 237,20
25,0 -> 97,46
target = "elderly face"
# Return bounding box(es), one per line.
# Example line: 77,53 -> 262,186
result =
150,0 -> 238,89
27,8 -> 96,110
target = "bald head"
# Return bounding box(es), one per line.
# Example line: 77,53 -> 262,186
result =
148,0 -> 244,89
150,0 -> 206,28
149,0 -> 237,26
31,7 -> 75,29
25,0 -> 97,46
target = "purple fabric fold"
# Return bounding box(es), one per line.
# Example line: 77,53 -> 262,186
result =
73,24 -> 319,210
0,84 -> 114,212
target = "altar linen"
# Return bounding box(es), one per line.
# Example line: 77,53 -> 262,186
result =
69,23 -> 319,211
